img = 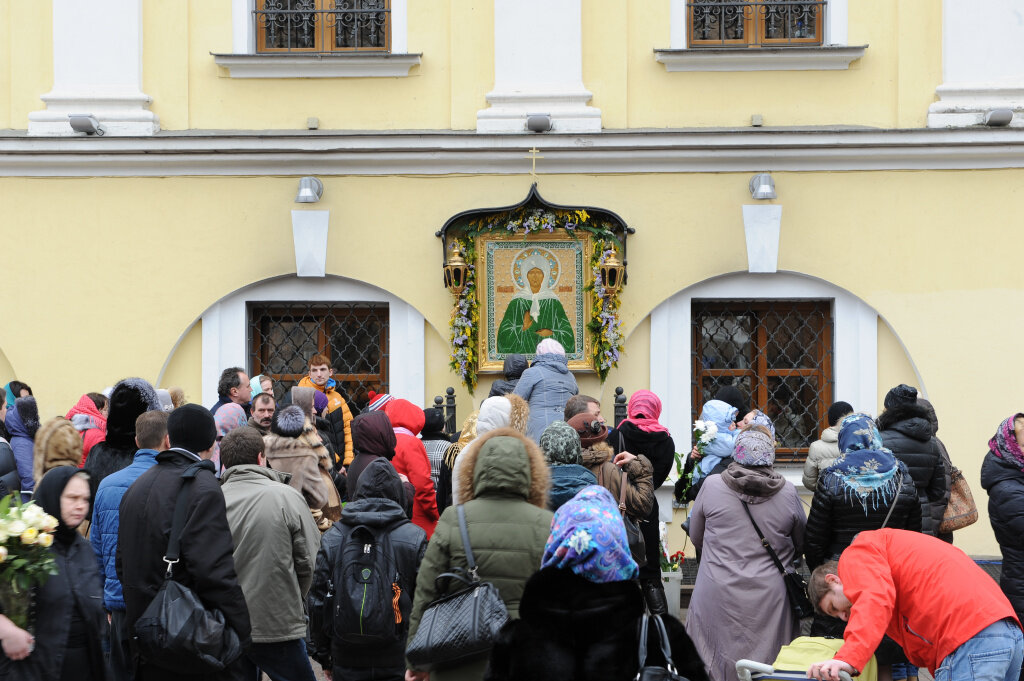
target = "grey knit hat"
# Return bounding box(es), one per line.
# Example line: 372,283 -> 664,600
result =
540,421 -> 582,466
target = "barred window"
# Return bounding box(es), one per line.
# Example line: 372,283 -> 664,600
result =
692,300 -> 833,463
256,0 -> 390,53
688,1 -> 824,47
248,302 -> 389,410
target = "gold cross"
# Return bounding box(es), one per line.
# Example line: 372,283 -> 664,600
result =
526,147 -> 544,181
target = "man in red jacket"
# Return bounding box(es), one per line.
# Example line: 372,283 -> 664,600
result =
806,529 -> 1022,681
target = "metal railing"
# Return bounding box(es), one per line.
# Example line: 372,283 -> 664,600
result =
687,0 -> 825,47
255,0 -> 390,53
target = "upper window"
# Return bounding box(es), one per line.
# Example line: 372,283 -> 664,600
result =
692,300 -> 833,463
688,0 -> 823,48
256,0 -> 391,53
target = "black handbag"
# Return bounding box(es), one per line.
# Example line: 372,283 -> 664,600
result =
636,613 -> 692,681
134,461 -> 243,673
405,505 -> 509,671
740,502 -> 814,620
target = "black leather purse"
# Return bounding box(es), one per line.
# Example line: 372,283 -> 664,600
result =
405,505 -> 509,671
636,614 -> 691,681
740,501 -> 814,620
134,461 -> 243,673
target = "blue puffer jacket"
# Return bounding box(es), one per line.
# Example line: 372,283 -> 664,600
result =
547,464 -> 597,511
694,400 -> 738,481
514,353 -> 579,442
4,402 -> 37,501
90,448 -> 160,610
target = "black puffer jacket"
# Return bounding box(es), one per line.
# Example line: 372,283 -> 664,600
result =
803,460 -> 922,570
486,567 -> 708,681
489,354 -> 528,398
878,402 -> 949,536
981,451 -> 1024,622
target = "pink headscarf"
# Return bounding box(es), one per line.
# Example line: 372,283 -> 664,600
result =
212,403 -> 248,473
622,390 -> 670,434
535,338 -> 566,356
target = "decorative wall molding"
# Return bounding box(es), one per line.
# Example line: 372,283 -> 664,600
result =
292,210 -> 330,276
654,45 -> 867,72
212,53 -> 422,79
742,204 -> 782,272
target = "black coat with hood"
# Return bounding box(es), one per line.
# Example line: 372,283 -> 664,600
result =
85,378 -> 163,487
488,354 -> 528,398
981,450 -> 1024,622
307,458 -> 428,674
485,567 -> 708,681
1,467 -> 108,681
878,402 -> 949,536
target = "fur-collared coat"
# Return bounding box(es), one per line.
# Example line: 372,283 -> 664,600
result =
264,424 -> 341,532
408,428 -> 553,681
581,441 -> 654,520
485,567 -> 708,681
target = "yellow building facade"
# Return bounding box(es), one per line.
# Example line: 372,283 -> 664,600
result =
2,0 -> 1023,555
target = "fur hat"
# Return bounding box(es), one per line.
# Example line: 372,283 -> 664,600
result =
106,378 -> 162,449
540,421 -> 582,466
33,417 -> 82,483
566,413 -> 608,448
884,384 -> 918,410
271,405 -> 307,438
167,404 -> 217,454
14,397 -> 40,439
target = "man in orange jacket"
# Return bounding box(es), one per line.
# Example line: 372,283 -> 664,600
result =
298,353 -> 354,466
806,529 -> 1022,681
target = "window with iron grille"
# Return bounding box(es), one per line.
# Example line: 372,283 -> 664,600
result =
692,300 -> 833,463
248,302 -> 389,410
688,1 -> 824,47
255,0 -> 390,53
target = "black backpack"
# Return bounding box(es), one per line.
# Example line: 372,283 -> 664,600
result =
331,524 -> 410,646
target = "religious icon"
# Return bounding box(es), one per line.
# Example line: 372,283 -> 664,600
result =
479,233 -> 592,372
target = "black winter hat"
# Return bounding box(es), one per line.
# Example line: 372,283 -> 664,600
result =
106,378 -> 162,449
271,405 -> 307,438
827,401 -> 854,427
167,404 -> 217,454
883,384 -> 918,410
714,385 -> 748,418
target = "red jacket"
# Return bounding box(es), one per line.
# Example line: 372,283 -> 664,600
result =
382,399 -> 439,538
835,529 -> 1019,673
66,394 -> 107,467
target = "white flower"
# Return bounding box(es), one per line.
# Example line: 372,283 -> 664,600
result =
693,420 -> 706,432
705,423 -> 718,438
568,529 -> 592,554
7,520 -> 26,536
699,431 -> 715,445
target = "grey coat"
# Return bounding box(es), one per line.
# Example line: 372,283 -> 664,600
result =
685,473 -> 806,681
513,353 -> 579,441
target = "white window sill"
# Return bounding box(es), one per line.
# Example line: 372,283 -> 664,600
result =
654,45 -> 867,72
211,52 -> 422,79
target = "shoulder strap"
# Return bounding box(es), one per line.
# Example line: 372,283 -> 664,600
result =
740,501 -> 787,576
879,472 -> 901,529
163,460 -> 214,579
597,463 -> 605,489
652,615 -> 679,675
636,613 -> 650,668
618,469 -> 629,513
455,504 -> 478,580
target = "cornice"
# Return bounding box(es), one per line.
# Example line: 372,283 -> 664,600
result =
2,128 -> 1024,177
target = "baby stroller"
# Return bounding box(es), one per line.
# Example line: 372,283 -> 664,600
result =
736,636 -> 875,681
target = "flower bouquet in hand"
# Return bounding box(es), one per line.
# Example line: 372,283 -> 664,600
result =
0,496 -> 59,632
692,419 -> 719,459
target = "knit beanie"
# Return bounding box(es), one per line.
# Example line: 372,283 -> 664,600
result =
366,391 -> 394,412
733,426 -> 776,467
106,378 -> 162,449
566,413 -> 608,448
33,417 -> 82,483
714,385 -> 748,419
540,420 -> 582,466
167,403 -> 217,454
884,384 -> 918,410
313,390 -> 329,415
422,407 -> 446,436
271,405 -> 307,438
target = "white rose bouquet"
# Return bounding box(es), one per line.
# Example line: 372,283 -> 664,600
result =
0,495 -> 60,631
692,419 -> 719,458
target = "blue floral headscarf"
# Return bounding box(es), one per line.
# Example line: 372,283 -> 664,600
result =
541,485 -> 639,583
821,413 -> 901,513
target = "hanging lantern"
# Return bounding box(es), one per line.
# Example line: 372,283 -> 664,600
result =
443,252 -> 470,295
600,251 -> 625,296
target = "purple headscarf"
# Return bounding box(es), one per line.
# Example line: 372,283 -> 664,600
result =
541,485 -> 639,583
990,414 -> 1024,472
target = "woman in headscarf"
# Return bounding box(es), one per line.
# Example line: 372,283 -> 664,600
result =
568,413 -> 654,521
212,402 -> 247,473
5,396 -> 40,501
291,386 -> 339,467
540,420 -> 596,511
485,485 -> 708,681
496,250 -> 575,354
982,414 -> 1024,631
685,426 -> 806,681
0,467 -> 108,680
346,410 -> 415,518
514,338 -> 579,442
612,389 -> 676,614
406,427 -> 553,681
803,413 -> 921,679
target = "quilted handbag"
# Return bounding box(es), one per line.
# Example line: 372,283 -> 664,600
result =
939,466 -> 978,533
405,505 -> 509,671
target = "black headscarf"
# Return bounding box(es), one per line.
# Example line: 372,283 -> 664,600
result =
33,466 -> 91,546
351,411 -> 396,459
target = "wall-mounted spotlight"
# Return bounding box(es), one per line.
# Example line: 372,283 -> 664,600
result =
69,114 -> 104,136
748,172 -> 776,200
295,176 -> 324,203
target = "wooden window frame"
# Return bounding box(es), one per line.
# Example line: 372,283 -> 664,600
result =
687,0 -> 824,48
692,300 -> 833,463
256,0 -> 391,54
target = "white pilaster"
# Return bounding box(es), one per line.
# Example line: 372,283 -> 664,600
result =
477,0 -> 601,133
28,0 -> 159,136
928,0 -> 1024,128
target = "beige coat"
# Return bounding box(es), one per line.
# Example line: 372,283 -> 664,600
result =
264,426 -> 341,531
581,441 -> 655,520
802,425 -> 840,491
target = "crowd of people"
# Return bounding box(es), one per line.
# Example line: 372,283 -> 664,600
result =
0,341 -> 1023,681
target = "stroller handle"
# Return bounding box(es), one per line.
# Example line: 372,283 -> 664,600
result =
735,659 -> 853,681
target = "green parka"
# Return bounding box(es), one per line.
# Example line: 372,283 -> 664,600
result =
407,427 -> 553,681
